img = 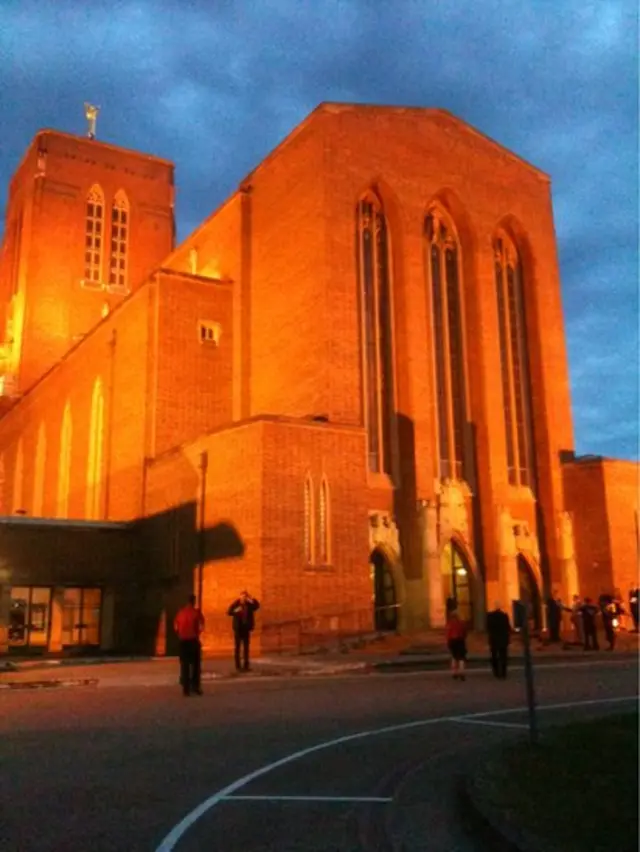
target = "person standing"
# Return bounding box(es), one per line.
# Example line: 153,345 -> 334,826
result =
570,594 -> 584,646
173,594 -> 205,696
580,598 -> 599,651
227,591 -> 260,672
546,592 -> 563,643
446,610 -> 468,681
599,594 -> 617,651
486,603 -> 512,679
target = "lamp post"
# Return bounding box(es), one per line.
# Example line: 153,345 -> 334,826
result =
515,599 -> 538,745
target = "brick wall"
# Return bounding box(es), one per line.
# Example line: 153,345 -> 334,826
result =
562,459 -> 629,598
144,420 -> 265,654
604,460 -> 639,596
152,271 -> 233,456
260,419 -> 369,647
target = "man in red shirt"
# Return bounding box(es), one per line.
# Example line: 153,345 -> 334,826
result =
173,594 -> 205,696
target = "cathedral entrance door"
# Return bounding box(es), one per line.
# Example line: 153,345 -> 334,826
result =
371,549 -> 398,631
517,555 -> 542,633
441,541 -> 473,623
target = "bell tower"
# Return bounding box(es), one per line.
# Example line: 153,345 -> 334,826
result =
0,109 -> 175,396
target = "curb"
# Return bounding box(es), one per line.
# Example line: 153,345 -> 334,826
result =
0,678 -> 100,690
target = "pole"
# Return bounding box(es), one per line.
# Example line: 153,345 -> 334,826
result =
517,600 -> 538,745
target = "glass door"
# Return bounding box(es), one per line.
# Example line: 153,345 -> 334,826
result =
9,587 -> 52,649
62,588 -> 102,647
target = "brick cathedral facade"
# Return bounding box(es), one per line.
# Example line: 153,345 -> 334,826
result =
0,103 -> 636,655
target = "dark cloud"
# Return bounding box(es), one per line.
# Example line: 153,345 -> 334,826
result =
1,0 -> 637,458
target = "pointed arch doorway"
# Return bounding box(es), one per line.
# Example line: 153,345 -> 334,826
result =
370,548 -> 398,631
441,540 -> 474,623
517,554 -> 542,633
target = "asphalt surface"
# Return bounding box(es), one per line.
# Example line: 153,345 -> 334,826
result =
1,660 -> 637,852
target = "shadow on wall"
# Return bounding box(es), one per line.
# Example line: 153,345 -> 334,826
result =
124,502 -> 245,656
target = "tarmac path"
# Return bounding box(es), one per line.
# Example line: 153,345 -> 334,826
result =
1,660 -> 637,851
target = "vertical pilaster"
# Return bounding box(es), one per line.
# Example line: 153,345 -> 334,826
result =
419,500 -> 446,627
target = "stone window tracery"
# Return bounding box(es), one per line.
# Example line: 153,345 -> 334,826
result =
357,193 -> 395,475
494,233 -> 534,488
84,184 -> 104,285
425,208 -> 467,481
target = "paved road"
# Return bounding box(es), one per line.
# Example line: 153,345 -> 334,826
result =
1,660 -> 637,852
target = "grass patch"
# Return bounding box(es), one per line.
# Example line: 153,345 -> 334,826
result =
481,711 -> 638,852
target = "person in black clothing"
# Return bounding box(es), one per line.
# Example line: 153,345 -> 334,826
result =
546,593 -> 563,643
227,591 -> 260,671
580,598 -> 599,651
486,603 -> 512,679
598,594 -> 616,650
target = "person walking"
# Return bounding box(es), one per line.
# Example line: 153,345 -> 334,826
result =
173,594 -> 205,697
486,603 -> 511,679
227,591 -> 260,672
446,610 -> 468,681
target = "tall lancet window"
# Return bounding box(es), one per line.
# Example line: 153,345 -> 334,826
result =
304,474 -> 314,564
318,477 -> 330,565
84,185 -> 104,284
425,208 -> 467,481
86,378 -> 105,519
109,190 -> 129,291
57,402 -> 72,518
494,233 -> 534,487
357,194 -> 395,475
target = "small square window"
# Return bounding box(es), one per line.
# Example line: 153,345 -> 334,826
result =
199,321 -> 221,346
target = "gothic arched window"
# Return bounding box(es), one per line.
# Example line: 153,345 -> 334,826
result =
57,402 -> 72,518
425,208 -> 468,481
304,474 -> 314,564
86,377 -> 105,519
494,233 -> 535,487
84,185 -> 104,285
318,477 -> 330,564
357,194 -> 395,475
109,190 -> 129,291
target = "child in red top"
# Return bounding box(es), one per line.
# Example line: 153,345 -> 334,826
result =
446,611 -> 468,681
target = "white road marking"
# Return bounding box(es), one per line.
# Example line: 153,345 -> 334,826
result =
154,693 -> 637,851
452,718 -> 529,730
221,795 -> 392,803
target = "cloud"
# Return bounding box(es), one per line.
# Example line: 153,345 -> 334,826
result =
0,0 -> 637,459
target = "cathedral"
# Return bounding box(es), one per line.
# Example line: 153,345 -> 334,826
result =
0,102 -> 637,656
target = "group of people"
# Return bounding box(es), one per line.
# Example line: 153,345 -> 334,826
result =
548,589 -> 638,651
173,590 -> 260,697
446,586 -> 638,682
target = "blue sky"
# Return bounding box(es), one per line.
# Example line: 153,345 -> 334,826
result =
1,0 -> 638,459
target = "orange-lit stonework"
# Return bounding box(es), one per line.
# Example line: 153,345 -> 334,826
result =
0,104 -> 636,656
